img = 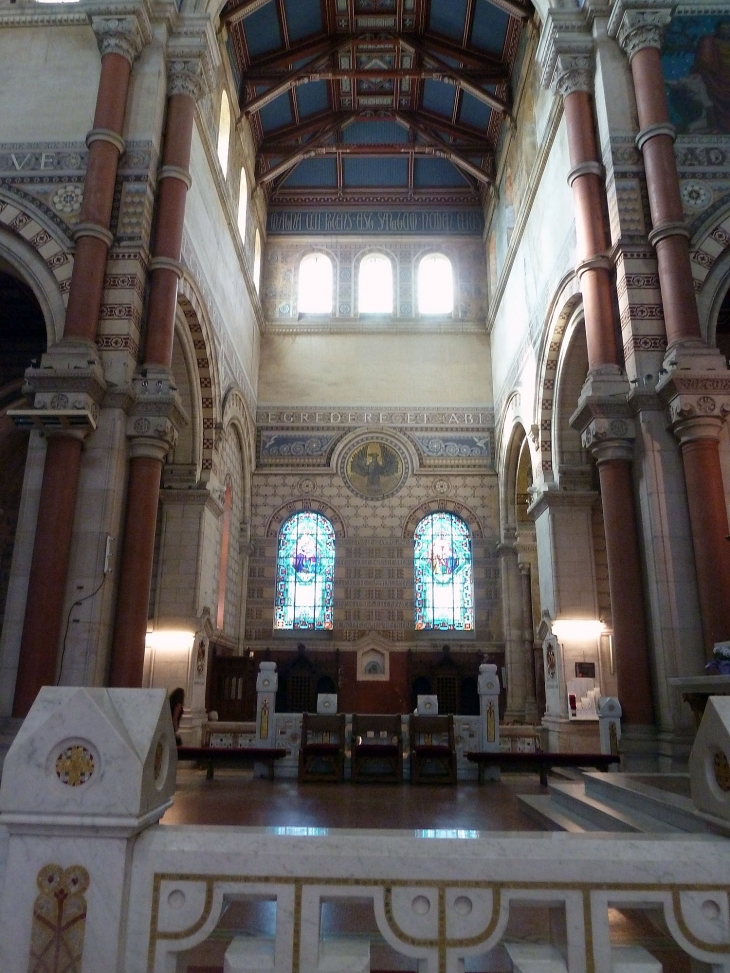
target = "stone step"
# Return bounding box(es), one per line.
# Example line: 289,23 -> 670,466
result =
517,793 -> 601,833
581,772 -> 730,836
547,782 -> 675,833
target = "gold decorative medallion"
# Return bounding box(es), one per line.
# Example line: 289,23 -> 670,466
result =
341,438 -> 408,500
30,864 -> 89,973
713,750 -> 730,792
55,745 -> 94,787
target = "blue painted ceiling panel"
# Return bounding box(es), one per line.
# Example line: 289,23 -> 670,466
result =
343,156 -> 409,187
414,158 -> 470,187
422,79 -> 457,117
281,157 -> 338,187
295,80 -> 330,118
283,0 -> 322,43
258,96 -> 294,133
243,6 -> 283,58
428,0 -> 469,42
343,121 -> 408,144
470,0 -> 510,56
459,92 -> 492,130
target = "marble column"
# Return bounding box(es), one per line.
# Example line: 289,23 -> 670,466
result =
538,28 -> 654,726
518,562 -> 539,724
612,4 -> 730,657
11,16 -> 147,717
110,58 -> 204,687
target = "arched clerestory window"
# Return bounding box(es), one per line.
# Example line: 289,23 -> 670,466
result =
274,512 -> 335,630
253,228 -> 262,293
414,512 -> 473,631
359,253 -> 393,314
298,253 -> 333,314
418,253 -> 453,314
237,167 -> 248,241
217,91 -> 231,178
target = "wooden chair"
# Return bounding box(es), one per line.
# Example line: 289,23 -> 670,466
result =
298,712 -> 346,783
409,714 -> 457,785
351,714 -> 403,784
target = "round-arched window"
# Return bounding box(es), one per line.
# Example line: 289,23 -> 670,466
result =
274,512 -> 335,630
237,168 -> 248,241
217,91 -> 231,178
359,253 -> 393,314
414,512 -> 473,631
298,253 -> 333,314
253,228 -> 262,294
418,253 -> 453,314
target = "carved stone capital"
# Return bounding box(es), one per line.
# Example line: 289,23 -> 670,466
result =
656,343 -> 730,442
90,12 -> 151,64
607,1 -> 675,61
535,8 -> 594,96
166,58 -> 207,100
569,369 -> 636,464
7,342 -> 107,439
126,366 -> 189,459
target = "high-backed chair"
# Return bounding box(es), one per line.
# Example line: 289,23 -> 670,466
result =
298,712 -> 346,783
351,714 -> 403,784
409,714 -> 457,784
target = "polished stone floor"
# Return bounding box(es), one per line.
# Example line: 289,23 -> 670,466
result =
161,768 -> 545,830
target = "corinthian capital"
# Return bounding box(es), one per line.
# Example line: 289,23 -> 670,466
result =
167,58 -> 207,100
90,12 -> 151,64
607,0 -> 675,61
535,7 -> 595,96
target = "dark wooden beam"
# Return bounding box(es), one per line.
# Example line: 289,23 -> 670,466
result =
257,111 -> 348,147
241,33 -> 334,72
243,67 -> 505,83
242,38 -> 347,114
221,0 -> 276,29
480,0 -> 532,21
394,111 -> 493,185
411,33 -> 507,73
401,36 -> 510,114
256,115 -> 355,185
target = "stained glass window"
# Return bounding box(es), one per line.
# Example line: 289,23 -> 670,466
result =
274,512 -> 335,630
414,513 -> 473,631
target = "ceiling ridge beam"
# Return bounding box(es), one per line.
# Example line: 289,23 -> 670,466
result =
257,114 -> 356,186
242,37 -> 348,115
221,0 -> 276,29
479,0 -> 532,22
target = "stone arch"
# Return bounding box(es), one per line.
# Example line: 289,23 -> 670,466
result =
170,309 -> 203,477
0,192 -> 72,346
266,499 -> 346,539
499,419 -> 531,531
353,246 -> 397,316
403,498 -> 483,539
221,387 -> 256,531
552,313 -> 590,485
533,273 -> 583,480
690,193 -> 730,304
412,246 -> 458,316
177,274 -> 222,477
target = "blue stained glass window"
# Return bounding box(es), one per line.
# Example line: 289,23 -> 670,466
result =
274,512 -> 335,630
414,513 -> 473,631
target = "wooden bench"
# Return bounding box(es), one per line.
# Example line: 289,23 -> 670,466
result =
466,750 -> 620,786
177,746 -> 288,781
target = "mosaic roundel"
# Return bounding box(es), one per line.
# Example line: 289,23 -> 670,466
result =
55,745 -> 95,787
340,436 -> 409,501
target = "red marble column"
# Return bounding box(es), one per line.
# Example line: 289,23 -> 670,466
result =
620,25 -> 730,655
110,72 -> 201,688
558,72 -> 654,725
13,29 -> 142,717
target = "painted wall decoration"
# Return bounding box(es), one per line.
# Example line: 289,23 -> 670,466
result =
342,437 -> 409,500
663,16 -> 730,134
260,431 -> 338,463
414,433 -> 492,462
274,511 -> 335,630
414,512 -> 474,631
29,864 -> 89,973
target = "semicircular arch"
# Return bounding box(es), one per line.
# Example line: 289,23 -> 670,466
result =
403,498 -> 483,539
266,498 -> 346,539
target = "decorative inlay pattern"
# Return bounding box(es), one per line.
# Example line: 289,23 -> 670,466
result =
55,745 -> 94,787
29,864 -> 89,973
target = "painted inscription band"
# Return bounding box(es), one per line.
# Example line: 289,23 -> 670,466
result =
267,208 -> 484,235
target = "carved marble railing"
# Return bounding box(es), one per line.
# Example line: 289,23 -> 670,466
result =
128,826 -> 730,972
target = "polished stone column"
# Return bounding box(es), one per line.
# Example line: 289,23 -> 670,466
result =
612,4 -> 730,656
518,562 -> 539,723
109,58 -> 204,687
12,15 -> 148,717
499,527 -> 526,723
538,26 -> 654,726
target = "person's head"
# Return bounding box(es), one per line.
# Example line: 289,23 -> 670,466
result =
169,687 -> 185,711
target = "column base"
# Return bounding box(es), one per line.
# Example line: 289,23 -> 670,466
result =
619,724 -> 660,772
